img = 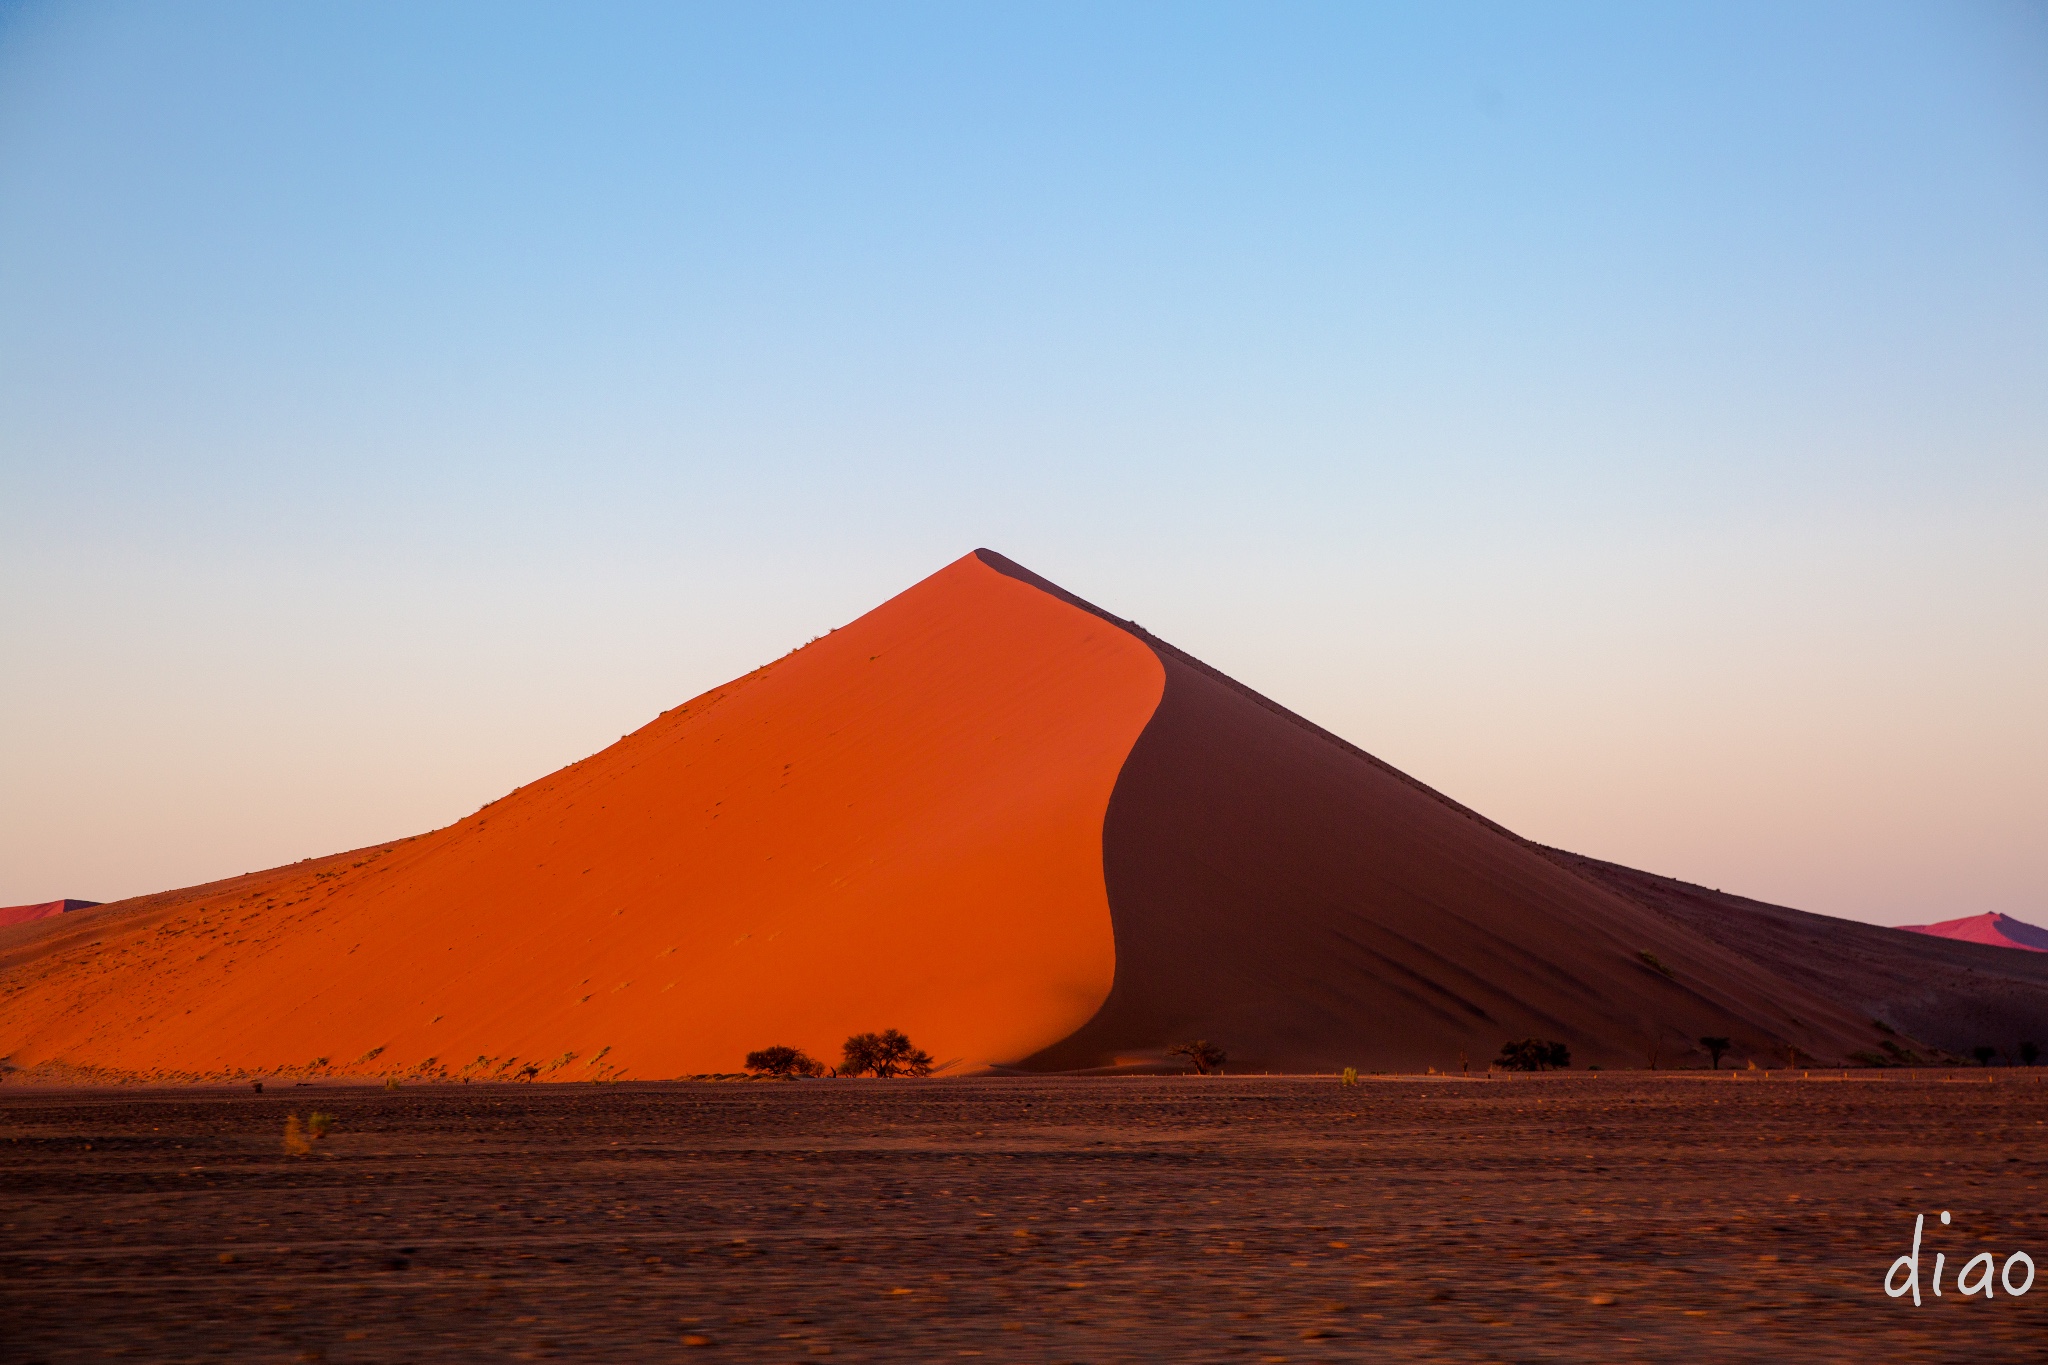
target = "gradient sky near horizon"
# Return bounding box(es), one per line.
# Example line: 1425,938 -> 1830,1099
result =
2,2 -> 2043,926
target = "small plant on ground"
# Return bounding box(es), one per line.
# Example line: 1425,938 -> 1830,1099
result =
1638,951 -> 1673,978
282,1115 -> 312,1157
840,1029 -> 935,1078
1699,1036 -> 1731,1070
1340,1067 -> 1358,1087
745,1045 -> 825,1078
306,1112 -> 333,1139
384,1076 -> 401,1090
1168,1041 -> 1227,1075
1496,1039 -> 1570,1072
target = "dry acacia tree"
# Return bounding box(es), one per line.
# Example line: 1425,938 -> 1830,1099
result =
1168,1040 -> 1227,1075
839,1029 -> 934,1078
1699,1036 -> 1731,1070
744,1045 -> 825,1078
1495,1038 -> 1570,1072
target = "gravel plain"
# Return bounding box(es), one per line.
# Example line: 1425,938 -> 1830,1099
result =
3,1073 -> 2044,1362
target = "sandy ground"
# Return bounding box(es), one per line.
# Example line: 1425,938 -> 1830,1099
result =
3,1074 -> 2043,1363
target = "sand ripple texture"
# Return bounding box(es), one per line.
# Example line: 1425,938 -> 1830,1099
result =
4,1073 -> 2044,1363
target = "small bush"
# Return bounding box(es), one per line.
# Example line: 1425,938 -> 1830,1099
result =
1168,1041 -> 1227,1075
306,1112 -> 334,1139
1496,1039 -> 1570,1072
744,1045 -> 825,1078
1339,1067 -> 1358,1087
384,1076 -> 401,1091
1638,951 -> 1673,978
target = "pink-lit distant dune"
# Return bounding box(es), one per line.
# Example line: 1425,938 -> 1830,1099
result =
0,900 -> 99,930
1897,913 -> 2048,954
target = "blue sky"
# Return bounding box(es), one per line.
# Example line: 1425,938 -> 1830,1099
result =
3,2 -> 2044,923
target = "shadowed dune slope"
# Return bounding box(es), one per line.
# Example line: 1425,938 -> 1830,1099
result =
977,553 -> 1894,1073
0,554 -> 1163,1081
1551,853 -> 2048,1057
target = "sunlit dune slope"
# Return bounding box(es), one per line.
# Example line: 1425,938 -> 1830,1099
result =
0,554 -> 1163,1081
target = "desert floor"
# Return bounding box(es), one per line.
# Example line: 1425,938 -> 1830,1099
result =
3,1073 -> 2043,1362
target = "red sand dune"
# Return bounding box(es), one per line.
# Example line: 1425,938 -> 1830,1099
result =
0,551 -> 2033,1082
1896,912 -> 2048,953
0,900 -> 99,930
0,555 -> 1159,1081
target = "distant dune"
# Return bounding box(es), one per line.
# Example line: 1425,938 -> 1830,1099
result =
1895,912 -> 2048,954
0,900 -> 100,930
1,551 -> 2036,1083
